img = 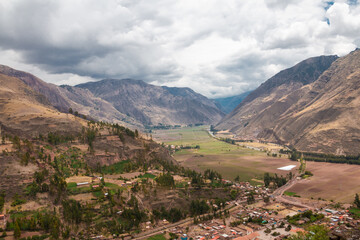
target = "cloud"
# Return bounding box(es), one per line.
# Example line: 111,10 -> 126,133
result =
0,0 -> 359,98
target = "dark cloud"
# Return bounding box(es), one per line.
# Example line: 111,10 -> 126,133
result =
0,0 -> 359,98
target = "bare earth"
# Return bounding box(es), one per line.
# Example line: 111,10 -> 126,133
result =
288,161 -> 360,203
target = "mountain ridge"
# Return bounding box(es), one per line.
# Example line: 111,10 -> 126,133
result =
76,78 -> 225,126
216,51 -> 360,155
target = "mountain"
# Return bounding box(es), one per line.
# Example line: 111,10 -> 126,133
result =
76,79 -> 225,126
0,73 -> 86,137
214,91 -> 252,113
0,65 -> 143,128
216,50 -> 360,155
216,55 -> 338,132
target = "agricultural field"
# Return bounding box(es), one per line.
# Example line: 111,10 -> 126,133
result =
152,126 -> 298,183
287,161 -> 360,203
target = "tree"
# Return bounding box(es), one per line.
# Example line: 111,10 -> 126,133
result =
247,192 -> 255,204
13,220 -> 21,239
68,108 -> 73,114
285,224 -> 292,231
156,173 -> 175,187
354,193 -> 360,208
264,173 -> 271,187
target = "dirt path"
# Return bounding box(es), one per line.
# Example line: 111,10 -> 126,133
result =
273,175 -> 314,209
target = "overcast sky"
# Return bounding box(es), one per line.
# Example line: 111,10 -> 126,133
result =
0,0 -> 359,98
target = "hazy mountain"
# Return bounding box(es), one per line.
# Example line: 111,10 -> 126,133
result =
216,50 -> 360,155
214,91 -> 252,113
77,79 -> 225,126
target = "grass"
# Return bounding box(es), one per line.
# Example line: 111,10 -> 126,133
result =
350,208 -> 360,217
92,190 -> 103,198
101,160 -> 131,174
284,191 -> 297,196
284,191 -> 300,197
67,182 -> 77,189
140,173 -> 156,179
105,182 -> 121,189
153,126 -> 296,183
147,234 -> 167,240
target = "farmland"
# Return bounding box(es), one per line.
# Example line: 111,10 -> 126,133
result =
287,161 -> 360,203
152,126 -> 298,183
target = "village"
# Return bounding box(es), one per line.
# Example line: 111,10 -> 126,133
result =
62,169 -> 360,239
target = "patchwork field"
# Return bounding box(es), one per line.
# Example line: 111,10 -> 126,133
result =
152,126 -> 298,183
287,161 -> 360,203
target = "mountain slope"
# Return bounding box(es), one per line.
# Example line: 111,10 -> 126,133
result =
77,79 -> 225,125
0,65 -> 141,128
214,91 -> 252,113
0,73 -> 85,137
216,55 -> 338,133
217,50 -> 360,155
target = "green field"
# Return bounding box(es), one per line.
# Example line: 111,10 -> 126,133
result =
153,126 -> 297,182
147,234 -> 167,240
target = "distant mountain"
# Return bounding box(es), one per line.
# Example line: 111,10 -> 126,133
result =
77,79 -> 225,126
217,51 -> 360,155
214,91 -> 252,113
216,55 -> 338,133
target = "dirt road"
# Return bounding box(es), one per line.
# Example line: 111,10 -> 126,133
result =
272,175 -> 313,209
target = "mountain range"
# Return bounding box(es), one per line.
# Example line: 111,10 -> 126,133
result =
76,79 -> 224,126
0,65 -> 225,129
217,50 -> 360,155
1,49 -> 360,155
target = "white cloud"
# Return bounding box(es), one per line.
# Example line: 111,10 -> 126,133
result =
0,0 -> 359,98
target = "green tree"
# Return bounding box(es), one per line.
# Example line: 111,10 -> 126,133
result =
13,220 -> 21,239
354,193 -> 360,208
247,192 -> 255,205
68,108 -> 73,114
264,172 -> 271,187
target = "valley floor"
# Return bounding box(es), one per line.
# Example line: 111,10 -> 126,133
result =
153,125 -> 360,203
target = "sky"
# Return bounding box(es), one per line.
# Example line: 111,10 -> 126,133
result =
0,0 -> 359,98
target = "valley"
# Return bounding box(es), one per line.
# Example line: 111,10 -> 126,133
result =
0,39 -> 359,240
152,126 -> 298,184
153,126 -> 360,203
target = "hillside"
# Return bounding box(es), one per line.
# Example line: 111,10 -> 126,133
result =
0,65 -> 143,128
217,50 -> 360,155
0,73 -> 86,137
77,79 -> 225,126
214,91 -> 252,113
216,55 -> 338,132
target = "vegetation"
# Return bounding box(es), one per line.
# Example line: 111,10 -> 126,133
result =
190,200 -> 210,216
286,210 -> 324,226
263,172 -> 292,188
155,173 -> 175,187
147,234 -> 167,240
290,149 -> 360,165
